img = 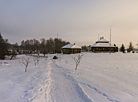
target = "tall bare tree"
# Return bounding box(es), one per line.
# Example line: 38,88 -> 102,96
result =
40,38 -> 47,56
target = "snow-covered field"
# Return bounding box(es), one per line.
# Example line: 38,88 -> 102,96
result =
0,53 -> 138,102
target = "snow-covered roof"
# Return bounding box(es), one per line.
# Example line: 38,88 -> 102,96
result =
92,37 -> 116,47
62,44 -> 81,49
91,43 -> 115,47
96,39 -> 109,43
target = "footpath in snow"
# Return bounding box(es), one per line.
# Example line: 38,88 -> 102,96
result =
0,55 -> 93,102
1,53 -> 138,102
48,60 -> 92,102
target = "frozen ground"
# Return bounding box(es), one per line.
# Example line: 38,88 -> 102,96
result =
0,53 -> 138,102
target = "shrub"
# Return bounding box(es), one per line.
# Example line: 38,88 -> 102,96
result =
53,56 -> 58,59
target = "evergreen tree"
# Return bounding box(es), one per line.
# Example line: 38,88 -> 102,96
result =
0,33 -> 9,59
120,44 -> 125,53
128,42 -> 133,52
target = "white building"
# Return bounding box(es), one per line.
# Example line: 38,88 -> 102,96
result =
91,37 -> 118,53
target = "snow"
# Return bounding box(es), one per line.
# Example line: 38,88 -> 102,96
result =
62,44 -> 81,49
91,43 -> 115,47
0,53 -> 138,102
96,39 -> 109,43
92,38 -> 116,47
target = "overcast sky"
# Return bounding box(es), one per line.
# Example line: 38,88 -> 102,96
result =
0,0 -> 138,47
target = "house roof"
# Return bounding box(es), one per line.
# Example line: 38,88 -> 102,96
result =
91,42 -> 115,47
92,37 -> 116,47
62,44 -> 81,49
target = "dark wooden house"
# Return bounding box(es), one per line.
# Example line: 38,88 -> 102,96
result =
62,44 -> 81,54
91,37 -> 118,53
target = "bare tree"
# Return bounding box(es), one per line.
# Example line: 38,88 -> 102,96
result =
72,54 -> 84,70
45,56 -> 48,60
33,56 -> 40,65
36,56 -> 40,64
33,57 -> 37,66
18,57 -> 31,72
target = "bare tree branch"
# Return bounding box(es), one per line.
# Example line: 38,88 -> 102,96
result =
18,57 -> 31,72
72,53 -> 84,70
33,56 -> 40,66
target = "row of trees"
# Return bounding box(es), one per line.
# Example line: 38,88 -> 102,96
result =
0,32 -> 70,59
81,45 -> 91,52
20,38 -> 70,55
120,42 -> 134,53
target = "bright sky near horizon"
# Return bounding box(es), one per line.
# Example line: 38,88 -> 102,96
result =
0,0 -> 138,48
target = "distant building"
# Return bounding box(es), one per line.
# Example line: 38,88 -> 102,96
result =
91,37 -> 118,53
62,43 -> 81,54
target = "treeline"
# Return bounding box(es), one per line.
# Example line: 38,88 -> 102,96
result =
0,32 -> 70,59
81,45 -> 91,52
20,38 -> 70,55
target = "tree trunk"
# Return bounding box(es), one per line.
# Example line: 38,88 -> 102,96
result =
25,67 -> 27,72
75,65 -> 77,70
